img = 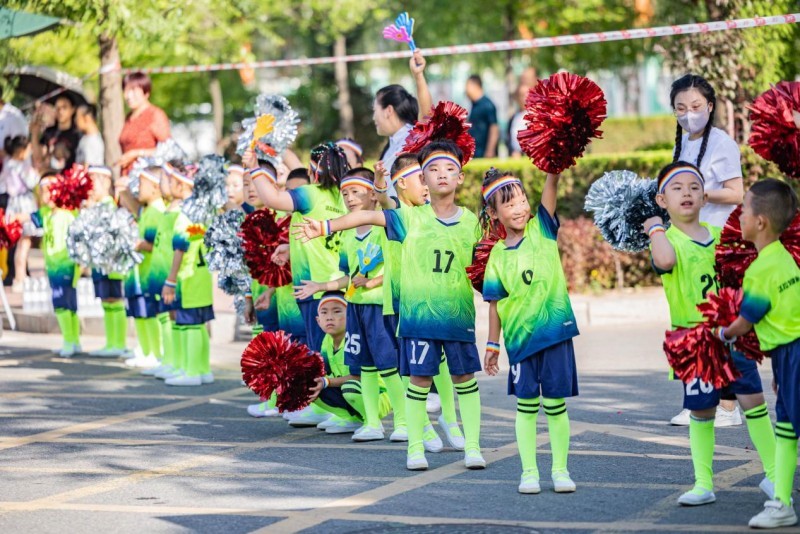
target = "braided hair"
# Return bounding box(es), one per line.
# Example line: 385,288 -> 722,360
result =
311,142 -> 350,190
479,167 -> 522,236
670,74 -> 716,169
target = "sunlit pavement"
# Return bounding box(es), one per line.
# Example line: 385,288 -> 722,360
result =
0,321 -> 787,534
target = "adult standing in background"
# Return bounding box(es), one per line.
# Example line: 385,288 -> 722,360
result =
75,104 -> 105,166
117,71 -> 170,175
507,67 -> 538,158
31,94 -> 81,172
466,75 -> 499,158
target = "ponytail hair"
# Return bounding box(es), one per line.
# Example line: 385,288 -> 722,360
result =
670,74 -> 717,168
312,142 -> 350,190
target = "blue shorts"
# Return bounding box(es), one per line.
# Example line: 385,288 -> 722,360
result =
93,276 -> 124,300
298,300 -> 325,353
400,338 -> 481,377
682,350 -> 764,411
256,307 -> 280,333
127,295 -> 159,319
175,305 -> 215,326
344,304 -> 398,370
157,297 -> 179,314
318,387 -> 360,418
508,340 -> 579,400
771,338 -> 800,433
51,284 -> 78,312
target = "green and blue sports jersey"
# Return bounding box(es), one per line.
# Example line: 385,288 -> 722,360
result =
276,284 -> 305,336
381,201 -> 410,316
250,279 -> 278,326
173,212 -> 213,309
149,205 -> 181,298
321,334 -> 359,378
654,224 -> 721,329
740,241 -> 800,351
33,208 -> 80,288
483,205 -> 579,364
339,227 -> 385,306
125,198 -> 166,297
384,203 -> 480,342
287,185 -> 346,301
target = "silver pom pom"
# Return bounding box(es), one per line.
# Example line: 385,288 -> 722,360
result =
127,139 -> 188,196
584,170 -> 671,253
236,94 -> 300,166
182,155 -> 228,225
204,210 -> 251,296
233,294 -> 247,316
67,203 -> 143,275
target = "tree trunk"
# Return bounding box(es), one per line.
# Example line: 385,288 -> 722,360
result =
209,73 -> 224,153
334,36 -> 354,138
98,32 -> 123,174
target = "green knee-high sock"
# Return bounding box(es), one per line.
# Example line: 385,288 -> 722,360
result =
543,398 -> 571,474
689,414 -> 715,491
252,323 -> 263,337
744,403 -> 776,482
775,422 -> 798,506
380,368 -> 406,429
454,378 -> 481,453
101,302 -> 115,348
134,318 -> 151,356
433,355 -> 458,425
106,301 -> 127,350
55,309 -> 73,347
184,325 -> 206,377
516,397 -> 540,477
145,318 -> 162,359
158,314 -> 173,367
70,311 -> 80,346
406,383 -> 430,456
360,366 -> 382,428
341,379 -> 365,421
172,324 -> 186,371
199,324 -> 210,375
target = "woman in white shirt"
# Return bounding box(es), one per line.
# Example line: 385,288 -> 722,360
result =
668,74 -> 745,428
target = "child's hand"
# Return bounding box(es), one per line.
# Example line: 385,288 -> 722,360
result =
242,148 -> 258,170
292,217 -> 324,243
244,297 -> 256,324
162,285 -> 176,305
642,216 -> 664,234
293,280 -> 321,300
351,274 -> 369,288
254,291 -> 272,311
308,377 -> 325,402
270,244 -> 290,266
374,160 -> 389,180
484,350 -> 500,376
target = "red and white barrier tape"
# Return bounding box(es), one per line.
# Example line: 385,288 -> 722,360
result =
123,13 -> 799,75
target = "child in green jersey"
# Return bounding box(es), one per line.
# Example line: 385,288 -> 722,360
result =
249,143 -> 348,354
644,162 -> 775,507
86,166 -> 129,358
716,179 -> 800,529
308,291 -> 391,434
119,165 -> 167,370
482,169 -> 579,495
23,175 -> 82,357
160,163 -> 215,387
294,139 -> 485,472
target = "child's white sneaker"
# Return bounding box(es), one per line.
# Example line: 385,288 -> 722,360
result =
426,392 -> 442,413
464,449 -> 486,470
165,374 -> 202,387
352,425 -> 385,441
749,500 -> 798,529
422,424 -> 443,453
406,453 -> 428,471
326,420 -> 362,434
437,414 -> 465,450
552,471 -> 576,493
200,373 -> 214,384
58,344 -> 76,358
247,402 -> 280,418
288,409 -> 330,428
677,487 -> 715,506
519,474 -> 541,494
141,363 -> 167,377
317,416 -> 342,430
389,426 -> 408,442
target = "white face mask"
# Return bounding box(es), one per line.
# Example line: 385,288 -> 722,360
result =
677,107 -> 710,135
50,157 -> 64,170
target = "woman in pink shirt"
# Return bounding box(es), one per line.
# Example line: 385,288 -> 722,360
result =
117,72 -> 170,175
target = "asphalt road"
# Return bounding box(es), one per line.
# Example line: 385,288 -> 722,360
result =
0,323 -> 796,534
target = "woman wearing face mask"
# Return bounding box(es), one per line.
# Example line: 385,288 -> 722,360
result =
668,74 -> 745,430
117,71 -> 171,175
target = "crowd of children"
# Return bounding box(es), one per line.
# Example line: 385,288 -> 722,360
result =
21,68 -> 800,530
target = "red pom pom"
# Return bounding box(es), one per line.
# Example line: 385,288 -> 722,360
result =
275,345 -> 325,413
241,330 -> 292,399
49,164 -> 94,210
748,82 -> 800,180
402,101 -> 476,165
716,206 -> 800,289
240,330 -> 325,413
466,222 -> 507,292
663,325 -> 741,389
239,209 -> 292,287
0,209 -> 23,249
698,288 -> 767,363
517,72 -> 607,174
